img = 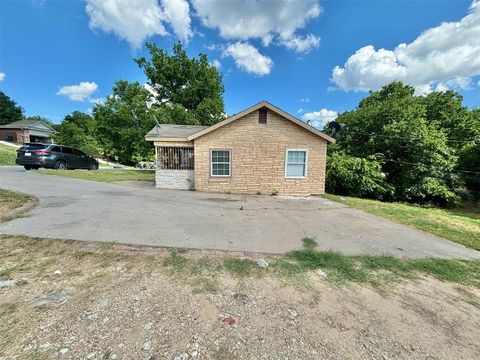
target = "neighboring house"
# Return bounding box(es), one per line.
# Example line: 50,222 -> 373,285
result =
145,101 -> 335,196
0,119 -> 57,144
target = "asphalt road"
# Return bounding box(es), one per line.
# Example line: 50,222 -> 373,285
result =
0,166 -> 478,259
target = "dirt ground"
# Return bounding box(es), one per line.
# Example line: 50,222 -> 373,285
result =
1,236 -> 480,360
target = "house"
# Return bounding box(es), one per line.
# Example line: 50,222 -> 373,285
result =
0,119 -> 57,144
145,101 -> 335,196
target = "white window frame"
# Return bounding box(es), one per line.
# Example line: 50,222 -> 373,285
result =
285,149 -> 308,179
210,149 -> 232,177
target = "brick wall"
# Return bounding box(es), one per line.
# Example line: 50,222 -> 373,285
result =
194,110 -> 328,195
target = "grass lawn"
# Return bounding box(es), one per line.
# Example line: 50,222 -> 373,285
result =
0,189 -> 36,223
0,144 -> 17,166
38,169 -> 155,183
324,194 -> 480,251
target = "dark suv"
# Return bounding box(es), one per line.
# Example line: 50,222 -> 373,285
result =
16,143 -> 99,171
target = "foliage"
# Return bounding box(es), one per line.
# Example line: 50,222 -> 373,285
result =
92,81 -> 158,165
457,142 -> 480,194
55,111 -> 101,156
326,151 -> 394,199
0,91 -> 23,125
330,81 -> 479,205
135,42 -> 225,126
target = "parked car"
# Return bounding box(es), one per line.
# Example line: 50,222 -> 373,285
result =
16,143 -> 99,171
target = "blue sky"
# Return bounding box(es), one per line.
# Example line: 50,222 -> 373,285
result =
1,0 -> 479,127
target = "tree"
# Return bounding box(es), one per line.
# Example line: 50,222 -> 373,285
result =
56,111 -> 100,156
326,151 -> 394,199
0,91 -> 23,125
332,82 -> 461,205
92,81 -> 158,165
135,42 -> 225,126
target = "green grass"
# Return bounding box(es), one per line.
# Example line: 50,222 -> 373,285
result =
38,169 -> 155,183
301,237 -> 318,249
224,258 -> 257,277
324,194 -> 480,251
0,144 -> 18,166
0,189 -> 35,223
281,248 -> 480,287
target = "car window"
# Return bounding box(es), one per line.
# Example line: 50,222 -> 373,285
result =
23,144 -> 48,151
51,146 -> 62,153
73,149 -> 86,156
62,147 -> 74,155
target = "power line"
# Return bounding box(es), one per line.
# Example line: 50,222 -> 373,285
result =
336,129 -> 479,144
383,158 -> 480,175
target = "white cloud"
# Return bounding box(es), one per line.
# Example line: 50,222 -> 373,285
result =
280,34 -> 320,53
223,42 -> 273,76
57,82 -> 98,101
297,108 -> 305,114
300,97 -> 310,103
162,0 -> 192,42
85,0 -> 192,49
210,59 -> 221,70
0,72 -> 5,82
331,0 -> 480,93
192,0 -> 321,53
302,108 -> 338,129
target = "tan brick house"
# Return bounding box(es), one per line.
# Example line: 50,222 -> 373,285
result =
145,101 -> 335,196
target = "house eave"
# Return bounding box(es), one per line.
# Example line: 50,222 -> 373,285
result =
145,136 -> 190,142
186,100 -> 336,143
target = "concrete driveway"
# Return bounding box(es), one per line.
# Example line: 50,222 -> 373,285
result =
0,167 -> 478,259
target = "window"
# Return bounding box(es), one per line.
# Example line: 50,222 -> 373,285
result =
51,146 -> 62,153
211,150 -> 231,176
73,149 -> 86,156
62,147 -> 74,155
159,147 -> 194,170
285,149 -> 308,178
259,108 -> 267,124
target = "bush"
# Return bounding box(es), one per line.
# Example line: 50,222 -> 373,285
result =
326,152 -> 394,199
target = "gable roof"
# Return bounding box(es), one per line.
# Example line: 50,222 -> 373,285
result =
145,124 -> 208,141
187,101 -> 335,143
0,119 -> 57,133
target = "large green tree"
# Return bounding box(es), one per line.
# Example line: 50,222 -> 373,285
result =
92,81 -> 158,165
56,111 -> 100,156
332,82 -> 462,205
0,91 -> 23,125
135,42 -> 225,126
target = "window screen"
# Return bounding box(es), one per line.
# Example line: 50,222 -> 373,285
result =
211,150 -> 231,176
285,150 -> 307,178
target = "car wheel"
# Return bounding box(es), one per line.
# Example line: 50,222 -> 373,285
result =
24,165 -> 31,171
89,163 -> 98,170
54,161 -> 66,170
32,166 -> 39,170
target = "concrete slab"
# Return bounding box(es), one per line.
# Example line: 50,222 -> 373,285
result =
0,167 -> 478,259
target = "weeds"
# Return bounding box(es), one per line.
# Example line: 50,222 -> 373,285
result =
223,258 -> 256,277
301,237 -> 318,249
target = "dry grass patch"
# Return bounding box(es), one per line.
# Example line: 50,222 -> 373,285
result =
0,189 -> 37,223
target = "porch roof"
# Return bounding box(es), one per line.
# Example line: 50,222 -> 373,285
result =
145,124 -> 208,141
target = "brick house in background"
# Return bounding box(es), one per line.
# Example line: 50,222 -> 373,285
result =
145,101 -> 335,196
0,119 -> 57,144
